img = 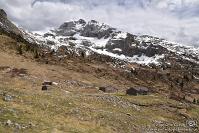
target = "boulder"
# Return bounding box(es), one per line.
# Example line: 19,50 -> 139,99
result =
3,95 -> 13,102
5,120 -> 12,126
99,86 -> 118,93
126,86 -> 149,96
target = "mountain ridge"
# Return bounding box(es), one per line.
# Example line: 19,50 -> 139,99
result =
0,8 -> 198,68
22,18 -> 199,68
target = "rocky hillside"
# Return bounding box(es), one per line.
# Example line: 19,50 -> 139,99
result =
0,9 -> 21,36
0,9 -> 199,133
1,8 -> 199,95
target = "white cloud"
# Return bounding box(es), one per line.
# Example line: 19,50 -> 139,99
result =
0,0 -> 199,46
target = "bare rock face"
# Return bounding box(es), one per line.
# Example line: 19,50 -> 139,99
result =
0,9 -> 7,18
80,20 -> 115,39
55,19 -> 115,39
0,9 -> 22,36
55,19 -> 86,36
106,33 -> 135,55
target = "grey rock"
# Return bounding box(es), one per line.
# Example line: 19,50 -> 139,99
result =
15,123 -> 22,129
126,86 -> 149,96
106,33 -> 135,55
5,120 -> 12,126
3,95 -> 13,102
95,95 -> 140,110
28,122 -> 35,127
81,40 -> 92,47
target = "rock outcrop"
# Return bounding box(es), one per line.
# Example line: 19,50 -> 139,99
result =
0,9 -> 7,18
0,9 -> 22,36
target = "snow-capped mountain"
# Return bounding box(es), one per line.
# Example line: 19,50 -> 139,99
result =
23,19 -> 199,67
1,8 -> 198,67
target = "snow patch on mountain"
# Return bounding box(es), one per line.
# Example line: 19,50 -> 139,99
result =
73,34 -> 110,48
89,47 -> 164,65
113,32 -> 127,40
137,35 -> 199,64
113,48 -> 122,52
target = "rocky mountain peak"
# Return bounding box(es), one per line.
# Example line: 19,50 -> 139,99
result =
77,19 -> 86,25
90,20 -> 98,24
0,9 -> 7,18
80,20 -> 115,39
55,19 -> 116,39
56,19 -> 87,36
59,19 -> 86,30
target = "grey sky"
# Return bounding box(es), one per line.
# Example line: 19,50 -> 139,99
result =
0,0 -> 199,46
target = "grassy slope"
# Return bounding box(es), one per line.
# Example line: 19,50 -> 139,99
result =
0,34 -> 199,133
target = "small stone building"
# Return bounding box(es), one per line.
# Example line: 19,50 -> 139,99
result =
126,86 -> 149,96
42,81 -> 53,86
99,86 -> 118,93
41,81 -> 53,91
42,85 -> 48,91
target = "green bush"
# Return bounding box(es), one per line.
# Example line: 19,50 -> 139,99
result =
23,44 -> 30,51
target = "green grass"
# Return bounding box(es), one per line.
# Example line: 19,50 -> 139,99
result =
0,83 -> 199,132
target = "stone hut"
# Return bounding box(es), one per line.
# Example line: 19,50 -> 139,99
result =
99,86 -> 118,93
41,81 -> 53,91
126,86 -> 149,96
42,85 -> 48,91
42,81 -> 53,86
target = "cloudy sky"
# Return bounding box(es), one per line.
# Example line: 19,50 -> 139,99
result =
1,0 -> 199,47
